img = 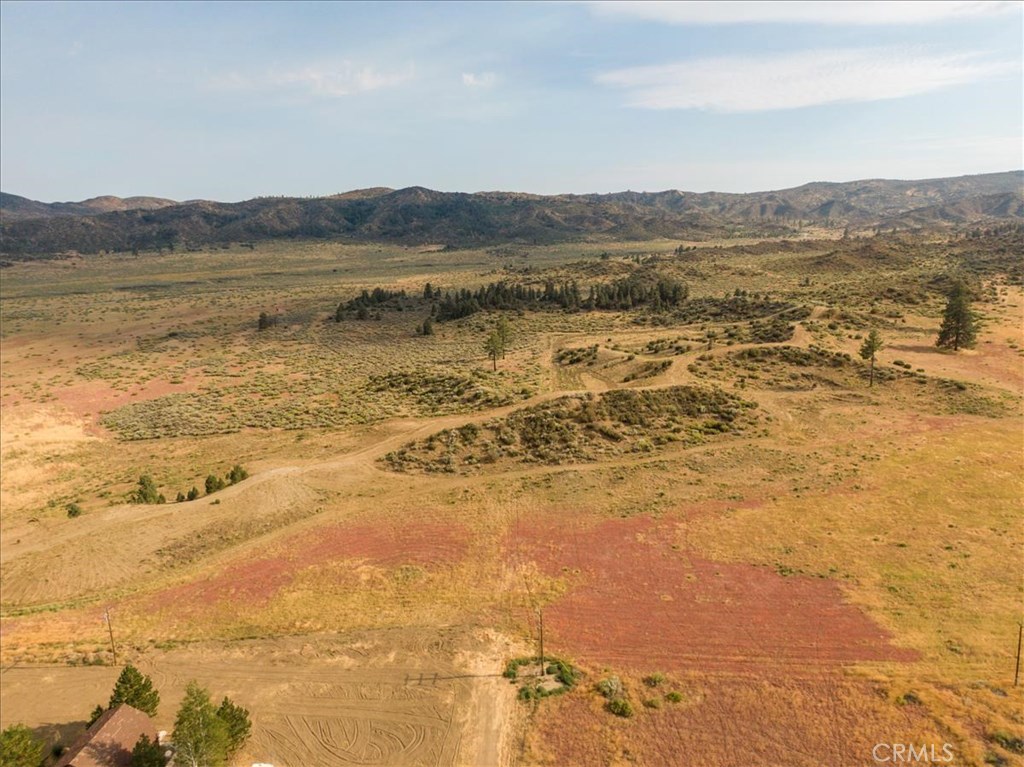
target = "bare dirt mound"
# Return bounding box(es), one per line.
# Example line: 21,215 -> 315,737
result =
509,515 -> 916,673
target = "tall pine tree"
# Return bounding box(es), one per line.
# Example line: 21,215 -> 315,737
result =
859,329 -> 884,387
936,282 -> 977,351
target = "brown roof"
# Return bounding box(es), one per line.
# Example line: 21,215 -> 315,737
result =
55,704 -> 156,767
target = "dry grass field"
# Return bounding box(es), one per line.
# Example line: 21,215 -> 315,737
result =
1,232 -> 1021,766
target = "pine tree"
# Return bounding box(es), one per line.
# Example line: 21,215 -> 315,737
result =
130,734 -> 167,767
108,664 -> 160,716
495,316 -> 511,359
936,282 -> 977,351
172,682 -> 229,767
0,724 -> 46,767
484,332 -> 503,371
858,329 -> 884,387
216,697 -> 251,757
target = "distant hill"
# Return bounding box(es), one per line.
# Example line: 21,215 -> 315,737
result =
1,171 -> 1020,257
0,192 -> 177,221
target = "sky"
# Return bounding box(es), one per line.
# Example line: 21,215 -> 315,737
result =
1,0 -> 1021,201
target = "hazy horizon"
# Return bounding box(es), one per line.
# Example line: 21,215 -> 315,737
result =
4,167 -> 1022,207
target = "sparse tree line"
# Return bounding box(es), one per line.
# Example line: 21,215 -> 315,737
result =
0,664 -> 252,767
92,465 -> 249,512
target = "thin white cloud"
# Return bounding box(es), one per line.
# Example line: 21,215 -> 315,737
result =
209,62 -> 415,98
596,48 -> 1017,113
462,71 -> 497,89
588,1 -> 1020,26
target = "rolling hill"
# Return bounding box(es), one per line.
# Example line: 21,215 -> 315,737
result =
1,171 -> 1020,257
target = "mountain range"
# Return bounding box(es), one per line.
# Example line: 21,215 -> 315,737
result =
1,171 -> 1020,257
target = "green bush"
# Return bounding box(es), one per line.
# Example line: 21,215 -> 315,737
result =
66,502 -> 83,518
129,475 -> 163,504
205,475 -> 226,494
990,731 -> 1024,755
226,465 -> 248,485
596,676 -> 623,700
607,699 -> 634,718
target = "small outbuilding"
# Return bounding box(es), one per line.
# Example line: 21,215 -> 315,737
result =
54,704 -> 157,767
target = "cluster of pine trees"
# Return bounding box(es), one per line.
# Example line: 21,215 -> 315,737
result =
336,287 -> 408,321
434,275 -> 688,321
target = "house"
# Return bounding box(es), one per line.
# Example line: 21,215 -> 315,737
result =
54,704 -> 157,767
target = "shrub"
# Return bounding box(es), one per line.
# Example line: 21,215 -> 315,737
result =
205,475 -> 226,495
596,676 -> 623,700
607,699 -> 634,718
226,465 -> 248,485
66,502 -> 83,518
642,672 -> 666,687
990,731 -> 1024,755
129,475 -> 162,505
664,691 -> 683,703
642,698 -> 661,709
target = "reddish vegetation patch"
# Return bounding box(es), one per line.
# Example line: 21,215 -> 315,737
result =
294,521 -> 470,569
154,521 -> 469,610
530,674 -> 942,767
509,515 -> 915,672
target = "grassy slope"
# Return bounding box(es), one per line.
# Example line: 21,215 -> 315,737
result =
1,233 -> 1021,766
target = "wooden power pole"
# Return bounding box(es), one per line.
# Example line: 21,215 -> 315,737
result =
104,608 -> 118,666
538,607 -> 544,676
1015,623 -> 1022,687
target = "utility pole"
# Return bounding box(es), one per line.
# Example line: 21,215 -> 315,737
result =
104,607 -> 118,666
1015,623 -> 1022,687
538,607 -> 544,677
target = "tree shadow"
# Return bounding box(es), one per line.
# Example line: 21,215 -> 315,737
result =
81,738 -> 133,766
886,343 -> 943,355
32,720 -> 88,761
